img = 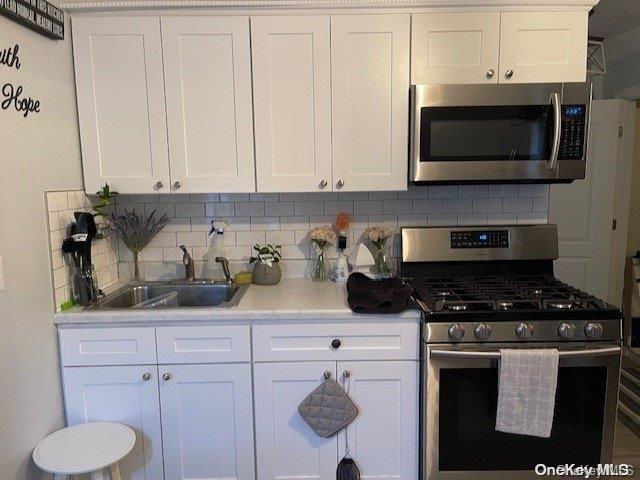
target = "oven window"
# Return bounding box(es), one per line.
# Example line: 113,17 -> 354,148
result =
439,366 -> 607,471
420,105 -> 553,162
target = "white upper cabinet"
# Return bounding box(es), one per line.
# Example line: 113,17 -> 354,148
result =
331,14 -> 410,192
499,11 -> 588,84
159,364 -> 256,480
161,17 -> 256,193
411,12 -> 500,84
251,16 -> 333,193
72,17 -> 170,194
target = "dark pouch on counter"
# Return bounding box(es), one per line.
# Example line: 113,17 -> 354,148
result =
346,272 -> 413,314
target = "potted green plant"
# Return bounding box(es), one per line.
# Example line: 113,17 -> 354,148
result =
92,183 -> 118,238
250,244 -> 282,285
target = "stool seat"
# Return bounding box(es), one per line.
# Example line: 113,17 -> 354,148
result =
33,422 -> 135,475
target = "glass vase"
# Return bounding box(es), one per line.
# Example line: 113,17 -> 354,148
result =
133,251 -> 142,281
373,245 -> 391,277
313,251 -> 328,282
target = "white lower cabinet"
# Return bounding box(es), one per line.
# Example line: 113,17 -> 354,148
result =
62,365 -> 164,480
159,363 -> 256,480
253,361 -> 418,480
254,362 -> 339,480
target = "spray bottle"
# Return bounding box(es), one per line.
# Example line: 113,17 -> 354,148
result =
202,220 -> 229,280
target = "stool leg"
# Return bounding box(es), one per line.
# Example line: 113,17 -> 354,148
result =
108,463 -> 122,480
90,469 -> 106,480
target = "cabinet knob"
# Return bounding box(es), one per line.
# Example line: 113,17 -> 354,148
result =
331,339 -> 341,349
486,69 -> 495,79
162,373 -> 172,381
505,69 -> 514,79
323,370 -> 332,380
142,373 -> 151,381
155,181 -> 164,190
343,370 -> 351,378
336,180 -> 344,189
173,181 -> 181,190
319,179 -> 328,189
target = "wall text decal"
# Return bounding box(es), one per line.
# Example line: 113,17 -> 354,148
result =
1,83 -> 41,117
0,44 -> 21,70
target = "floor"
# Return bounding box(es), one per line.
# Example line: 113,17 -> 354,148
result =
614,420 -> 640,476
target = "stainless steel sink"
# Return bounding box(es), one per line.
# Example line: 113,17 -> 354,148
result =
88,281 -> 248,309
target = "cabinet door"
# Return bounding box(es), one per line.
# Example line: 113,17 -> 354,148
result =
331,14 -> 410,192
411,12 -> 500,84
72,17 -> 170,194
254,363 -> 338,480
159,364 -> 255,480
336,361 -> 418,480
499,11 -> 588,84
162,17 -> 256,193
251,16 -> 332,193
63,366 -> 164,479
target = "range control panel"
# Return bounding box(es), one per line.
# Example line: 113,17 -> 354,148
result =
559,105 -> 586,160
451,230 -> 509,249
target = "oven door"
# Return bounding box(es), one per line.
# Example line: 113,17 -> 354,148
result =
410,83 -> 590,183
424,343 -> 621,480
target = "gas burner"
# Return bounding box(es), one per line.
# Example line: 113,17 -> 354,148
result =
496,301 -> 513,310
531,288 -> 543,296
546,300 -> 575,310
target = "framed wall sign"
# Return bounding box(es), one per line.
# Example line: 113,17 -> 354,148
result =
1,0 -> 64,40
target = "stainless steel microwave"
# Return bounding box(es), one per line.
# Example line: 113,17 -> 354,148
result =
410,83 -> 592,184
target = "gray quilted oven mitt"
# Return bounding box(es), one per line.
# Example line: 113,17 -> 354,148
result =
298,378 -> 359,438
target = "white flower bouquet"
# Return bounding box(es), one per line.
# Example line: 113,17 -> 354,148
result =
308,225 -> 336,281
364,226 -> 395,276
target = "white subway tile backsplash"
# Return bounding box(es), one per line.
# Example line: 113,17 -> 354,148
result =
354,201 -> 383,214
175,202 -> 204,218
383,200 -> 412,214
502,197 -> 533,213
442,199 -> 473,213
429,185 -> 459,198
295,202 -> 324,216
236,230 -> 266,246
265,202 -> 295,216
62,186 -> 548,283
236,202 -> 265,217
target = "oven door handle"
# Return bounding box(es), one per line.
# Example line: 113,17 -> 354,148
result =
430,346 -> 621,360
547,92 -> 562,170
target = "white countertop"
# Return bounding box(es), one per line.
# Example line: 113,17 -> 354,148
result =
54,278 -> 421,325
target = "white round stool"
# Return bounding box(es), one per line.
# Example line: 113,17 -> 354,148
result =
33,422 -> 135,480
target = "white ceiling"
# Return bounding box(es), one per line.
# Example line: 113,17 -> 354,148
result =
589,0 -> 640,39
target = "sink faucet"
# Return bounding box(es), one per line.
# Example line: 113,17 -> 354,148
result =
215,256 -> 233,284
180,245 -> 195,282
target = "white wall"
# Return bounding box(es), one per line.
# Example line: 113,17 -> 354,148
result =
0,17 -> 83,479
603,25 -> 640,98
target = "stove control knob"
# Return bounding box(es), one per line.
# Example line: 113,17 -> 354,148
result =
516,323 -> 534,339
585,322 -> 604,339
558,322 -> 577,339
448,324 -> 465,341
474,323 -> 492,340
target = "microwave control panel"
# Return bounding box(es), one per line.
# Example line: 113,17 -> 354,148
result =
558,105 -> 586,160
451,230 -> 509,249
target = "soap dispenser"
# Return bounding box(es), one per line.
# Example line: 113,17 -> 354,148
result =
202,220 -> 229,279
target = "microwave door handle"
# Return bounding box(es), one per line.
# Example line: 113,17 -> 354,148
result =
547,92 -> 562,170
430,346 -> 621,360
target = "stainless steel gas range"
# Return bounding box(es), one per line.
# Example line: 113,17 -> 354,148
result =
399,224 -> 622,480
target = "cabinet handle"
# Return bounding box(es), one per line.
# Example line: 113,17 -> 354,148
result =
155,181 -> 164,190
323,370 -> 332,380
336,180 -> 344,189
162,373 -> 172,381
142,373 -> 151,381
173,181 -> 181,190
486,69 -> 495,79
319,179 -> 328,189
331,339 -> 341,349
505,69 -> 514,79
